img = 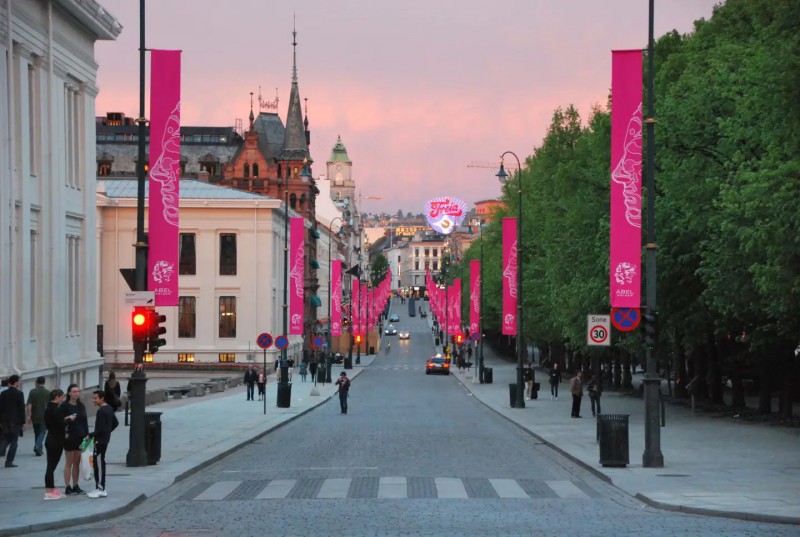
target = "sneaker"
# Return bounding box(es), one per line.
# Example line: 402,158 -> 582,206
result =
64,485 -> 76,496
72,485 -> 85,495
44,489 -> 64,500
87,488 -> 107,499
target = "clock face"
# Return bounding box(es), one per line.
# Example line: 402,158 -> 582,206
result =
336,164 -> 342,171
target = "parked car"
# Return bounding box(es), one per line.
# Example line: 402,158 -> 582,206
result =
426,355 -> 451,375
389,313 -> 400,323
420,310 -> 427,318
398,331 -> 410,340
384,325 -> 398,335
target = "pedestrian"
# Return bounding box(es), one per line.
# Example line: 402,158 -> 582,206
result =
86,390 -> 119,498
335,372 -> 351,414
0,375 -> 26,467
299,362 -> 308,382
26,376 -> 50,456
60,384 -> 88,495
244,365 -> 257,401
549,362 -> 562,400
103,372 -> 122,412
43,389 -> 67,500
256,369 -> 266,401
524,365 -> 534,400
570,371 -> 584,418
309,361 -> 318,384
587,375 -> 602,417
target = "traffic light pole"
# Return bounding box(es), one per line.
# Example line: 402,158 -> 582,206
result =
126,0 -> 149,468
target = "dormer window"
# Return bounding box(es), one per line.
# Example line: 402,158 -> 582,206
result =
243,163 -> 250,178
252,163 -> 259,178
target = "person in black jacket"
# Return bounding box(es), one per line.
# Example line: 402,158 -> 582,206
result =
103,372 -> 122,411
243,366 -> 257,401
0,375 -> 26,467
43,389 -> 67,500
86,390 -> 119,498
549,363 -> 562,400
60,384 -> 89,495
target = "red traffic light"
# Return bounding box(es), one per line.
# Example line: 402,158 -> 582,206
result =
455,334 -> 464,344
133,312 -> 147,326
355,334 -> 362,344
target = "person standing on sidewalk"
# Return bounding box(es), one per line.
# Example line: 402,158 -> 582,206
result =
60,384 -> 88,495
524,365 -> 534,400
26,376 -> 50,456
299,362 -> 308,382
43,389 -> 66,500
86,390 -> 119,498
335,372 -> 351,414
549,362 -> 562,400
587,375 -> 602,417
570,371 -> 584,418
0,375 -> 26,467
244,366 -> 257,401
257,368 -> 267,401
103,372 -> 122,411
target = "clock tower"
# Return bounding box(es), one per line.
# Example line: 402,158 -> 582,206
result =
327,135 -> 354,204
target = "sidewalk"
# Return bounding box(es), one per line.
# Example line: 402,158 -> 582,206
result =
449,347 -> 800,525
0,356 -> 374,536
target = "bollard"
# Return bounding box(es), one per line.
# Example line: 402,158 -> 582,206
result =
661,397 -> 666,427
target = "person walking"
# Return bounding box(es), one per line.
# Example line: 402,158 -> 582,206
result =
570,371 -> 584,418
0,375 -> 26,467
256,369 -> 266,401
299,362 -> 308,382
86,390 -> 119,498
335,372 -> 351,414
244,366 -> 257,401
309,361 -> 318,384
549,362 -> 562,400
524,365 -> 534,401
26,376 -> 50,456
103,372 -> 122,412
43,389 -> 67,500
587,375 -> 602,417
60,384 -> 88,495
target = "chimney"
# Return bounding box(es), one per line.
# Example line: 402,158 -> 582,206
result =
197,170 -> 210,182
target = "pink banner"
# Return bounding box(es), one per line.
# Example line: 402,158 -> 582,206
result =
360,282 -> 366,335
470,260 -> 480,338
447,285 -> 456,334
148,50 -> 181,305
452,278 -> 462,336
502,217 -> 517,335
610,50 -> 643,308
289,217 -> 304,334
331,260 -> 342,337
352,279 -> 360,335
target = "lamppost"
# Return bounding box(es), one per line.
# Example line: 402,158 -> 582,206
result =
327,216 -> 344,384
478,219 -> 485,382
497,151 -> 525,409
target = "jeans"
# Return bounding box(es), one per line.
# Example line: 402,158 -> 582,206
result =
246,383 -> 255,400
34,423 -> 46,453
550,382 -> 559,398
571,394 -> 582,417
2,428 -> 20,465
339,392 -> 348,413
590,394 -> 601,416
93,442 -> 108,491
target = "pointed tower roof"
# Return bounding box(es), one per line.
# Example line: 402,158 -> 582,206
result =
281,23 -> 311,162
328,135 -> 351,163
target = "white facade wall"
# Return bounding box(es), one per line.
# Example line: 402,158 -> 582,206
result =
0,0 -> 119,390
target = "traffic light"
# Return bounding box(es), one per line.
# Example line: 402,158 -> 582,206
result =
643,313 -> 658,349
132,307 -> 148,345
147,310 -> 167,354
355,334 -> 362,345
455,334 -> 464,345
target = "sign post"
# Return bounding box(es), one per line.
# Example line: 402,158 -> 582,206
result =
587,314 -> 611,347
256,333 -> 273,415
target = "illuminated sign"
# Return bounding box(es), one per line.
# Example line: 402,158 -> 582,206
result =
424,197 -> 467,235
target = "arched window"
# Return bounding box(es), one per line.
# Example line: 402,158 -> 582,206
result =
290,193 -> 297,209
299,193 -> 307,208
243,163 -> 250,178
252,163 -> 259,178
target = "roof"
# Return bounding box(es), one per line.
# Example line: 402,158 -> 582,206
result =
253,113 -> 286,159
328,135 -> 351,163
99,179 -> 273,200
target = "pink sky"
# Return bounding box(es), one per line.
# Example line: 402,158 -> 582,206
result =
95,0 -> 719,214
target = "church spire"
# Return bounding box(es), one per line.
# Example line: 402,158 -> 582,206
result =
282,19 -> 310,161
249,92 -> 255,129
292,15 -> 298,85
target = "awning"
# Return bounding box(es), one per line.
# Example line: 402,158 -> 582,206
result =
310,295 -> 322,307
309,259 -> 320,269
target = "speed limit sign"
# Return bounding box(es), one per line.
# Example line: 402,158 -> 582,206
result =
587,314 -> 611,346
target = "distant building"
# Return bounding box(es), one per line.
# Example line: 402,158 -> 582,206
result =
475,199 -> 505,223
404,231 -> 449,292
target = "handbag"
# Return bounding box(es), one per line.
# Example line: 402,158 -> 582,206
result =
79,438 -> 95,481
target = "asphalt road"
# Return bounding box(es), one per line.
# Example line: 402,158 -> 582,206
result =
30,302 -> 798,537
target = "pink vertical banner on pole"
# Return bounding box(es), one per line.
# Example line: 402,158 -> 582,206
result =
610,50 -> 643,308
452,278 -> 462,335
148,50 -> 181,305
289,217 -> 305,334
502,217 -> 517,335
352,279 -> 360,335
331,260 -> 342,337
360,283 -> 367,335
470,260 -> 480,337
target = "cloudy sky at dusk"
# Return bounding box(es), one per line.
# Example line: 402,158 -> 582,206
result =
95,0 -> 719,214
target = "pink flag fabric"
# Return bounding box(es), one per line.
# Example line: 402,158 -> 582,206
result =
352,279 -> 360,335
331,260 -> 342,337
289,217 -> 305,335
502,217 -> 517,335
148,50 -> 181,305
470,260 -> 480,338
452,278 -> 462,336
610,50 -> 643,308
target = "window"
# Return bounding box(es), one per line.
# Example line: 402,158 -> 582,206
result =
219,353 -> 236,363
98,161 -> 112,176
397,255 -> 401,263
290,193 -> 297,209
414,261 -> 419,270
219,296 -> 237,338
66,233 -> 81,335
219,234 -> 237,275
424,260 -> 430,269
243,163 -> 250,178
179,233 -> 196,275
28,63 -> 39,175
433,249 -> 438,258
252,163 -> 259,178
424,248 -> 430,257
178,297 -> 196,338
433,261 -> 438,271
178,353 -> 195,362
415,248 -> 420,258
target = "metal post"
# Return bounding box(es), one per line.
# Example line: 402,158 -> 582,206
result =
479,221 -> 484,382
642,0 -> 664,467
365,265 -> 370,355
126,0 -> 149,468
327,217 -> 343,357
278,163 -> 290,407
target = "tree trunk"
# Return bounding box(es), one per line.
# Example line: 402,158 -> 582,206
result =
780,344 -> 795,420
730,359 -> 746,409
707,331 -> 724,405
757,349 -> 772,415
621,351 -> 632,389
673,330 -> 688,399
613,348 -> 622,390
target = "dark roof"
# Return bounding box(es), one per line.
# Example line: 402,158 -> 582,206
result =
253,113 -> 286,159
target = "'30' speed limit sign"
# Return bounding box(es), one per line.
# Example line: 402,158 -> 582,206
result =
587,314 -> 611,346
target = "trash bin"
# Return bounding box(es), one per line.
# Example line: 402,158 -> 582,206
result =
316,366 -> 326,384
369,346 -> 375,355
276,382 -> 292,408
344,357 -> 353,369
598,414 -> 629,467
144,411 -> 162,465
483,367 -> 493,384
435,337 -> 440,346
508,383 -> 518,408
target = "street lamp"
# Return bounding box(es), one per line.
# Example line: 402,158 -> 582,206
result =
478,219 -> 485,382
327,216 -> 344,384
497,151 -> 525,409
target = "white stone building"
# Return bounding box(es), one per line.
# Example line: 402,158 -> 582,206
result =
0,0 -> 120,388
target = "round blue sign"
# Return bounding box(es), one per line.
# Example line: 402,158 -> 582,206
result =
471,332 -> 481,341
257,332 -> 273,349
312,336 -> 324,348
275,335 -> 289,350
611,308 -> 640,332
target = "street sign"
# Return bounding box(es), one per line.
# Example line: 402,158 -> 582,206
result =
275,335 -> 289,350
312,336 -> 324,348
124,291 -> 155,306
587,314 -> 611,346
470,332 -> 481,342
611,307 -> 640,332
256,332 -> 273,349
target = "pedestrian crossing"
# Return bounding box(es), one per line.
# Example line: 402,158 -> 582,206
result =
185,477 -> 596,501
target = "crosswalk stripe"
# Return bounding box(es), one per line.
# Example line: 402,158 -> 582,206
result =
317,478 -> 352,499
489,478 -> 528,499
255,479 -> 296,499
194,480 -> 241,501
378,476 -> 407,499
435,477 -> 468,499
545,480 -> 590,499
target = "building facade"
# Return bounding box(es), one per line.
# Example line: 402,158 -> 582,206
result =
0,0 -> 120,389
403,232 -> 449,291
